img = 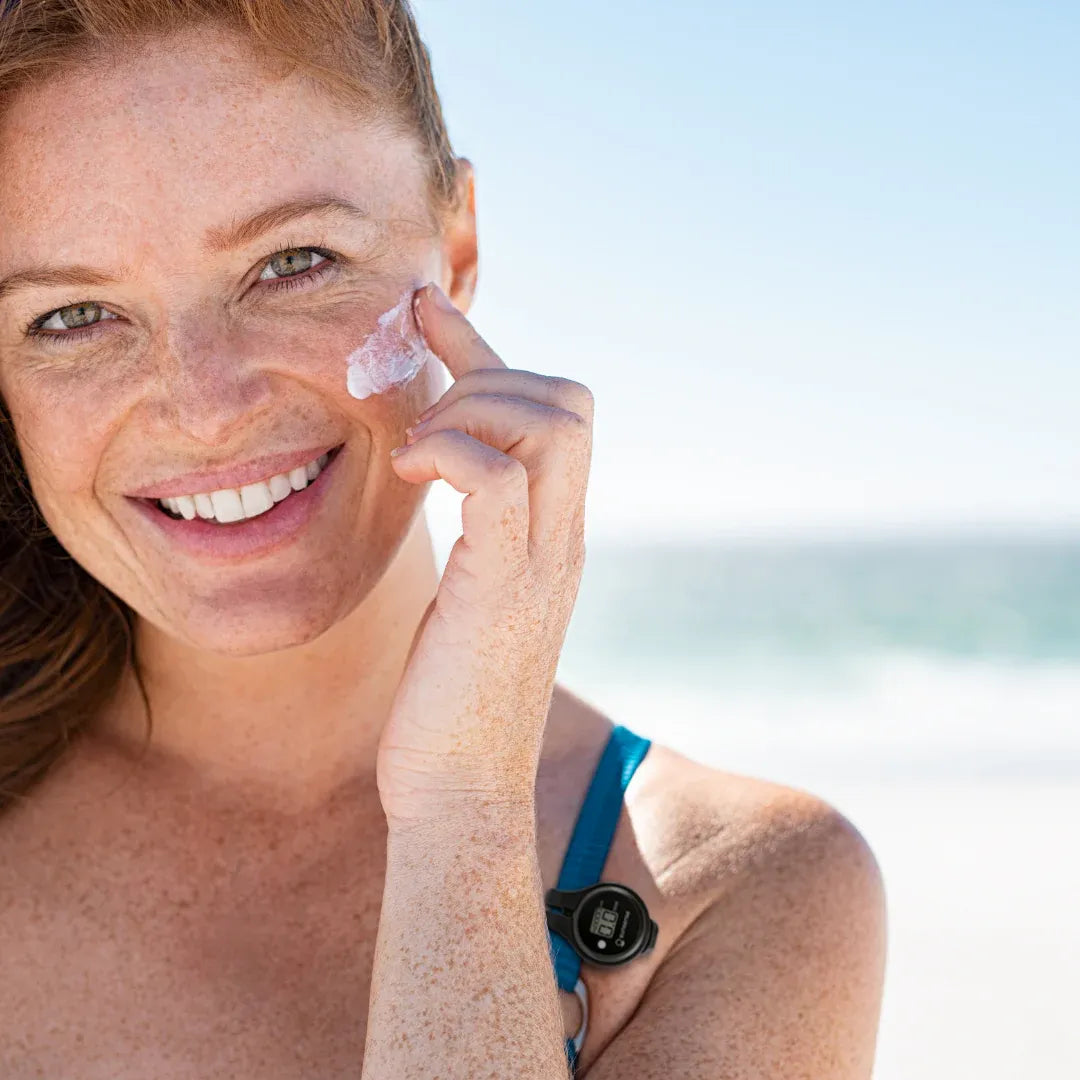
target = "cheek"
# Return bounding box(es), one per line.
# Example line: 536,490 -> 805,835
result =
0,387 -> 115,569
3,371 -> 113,505
242,284 -> 440,419
344,286 -> 437,400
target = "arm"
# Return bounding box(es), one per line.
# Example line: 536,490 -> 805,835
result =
359,285 -> 595,1076
361,804 -> 570,1080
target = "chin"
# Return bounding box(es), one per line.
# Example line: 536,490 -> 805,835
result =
149,580 -> 360,657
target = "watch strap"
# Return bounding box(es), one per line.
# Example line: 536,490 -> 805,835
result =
546,724 -> 652,995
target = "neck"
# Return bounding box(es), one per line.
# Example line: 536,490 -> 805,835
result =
86,514 -> 441,817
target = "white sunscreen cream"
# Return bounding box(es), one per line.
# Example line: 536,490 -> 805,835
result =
346,288 -> 438,400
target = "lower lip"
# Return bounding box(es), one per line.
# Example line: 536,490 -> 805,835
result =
125,444 -> 347,562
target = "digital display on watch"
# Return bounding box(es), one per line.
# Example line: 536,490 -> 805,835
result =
546,881 -> 658,967
575,886 -> 646,961
589,903 -> 619,939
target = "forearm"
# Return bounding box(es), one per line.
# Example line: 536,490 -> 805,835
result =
361,804 -> 569,1080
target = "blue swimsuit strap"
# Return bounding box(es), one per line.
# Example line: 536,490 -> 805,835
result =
547,723 -> 653,1072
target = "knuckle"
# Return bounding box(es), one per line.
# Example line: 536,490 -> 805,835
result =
545,377 -> 594,418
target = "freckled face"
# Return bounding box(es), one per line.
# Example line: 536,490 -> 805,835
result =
0,25 -> 449,654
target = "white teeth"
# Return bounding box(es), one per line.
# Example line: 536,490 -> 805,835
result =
156,449 -> 333,523
268,473 -> 292,502
209,489 -> 245,523
239,481 -> 274,519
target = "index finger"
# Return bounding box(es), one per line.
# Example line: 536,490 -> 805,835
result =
412,282 -> 508,381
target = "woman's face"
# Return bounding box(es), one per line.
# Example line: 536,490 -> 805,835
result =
0,24 -> 471,655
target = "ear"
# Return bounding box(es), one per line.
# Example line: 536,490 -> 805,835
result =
439,157 -> 479,316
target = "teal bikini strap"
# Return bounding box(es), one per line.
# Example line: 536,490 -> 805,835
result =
547,724 -> 653,1072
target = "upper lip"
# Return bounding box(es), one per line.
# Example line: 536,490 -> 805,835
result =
126,442 -> 342,499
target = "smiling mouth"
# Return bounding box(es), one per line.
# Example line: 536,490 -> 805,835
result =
147,443 -> 345,524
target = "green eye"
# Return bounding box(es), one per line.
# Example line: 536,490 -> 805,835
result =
257,246 -> 338,292
22,244 -> 341,347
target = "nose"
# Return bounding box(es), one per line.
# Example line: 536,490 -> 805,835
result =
158,318 -> 275,446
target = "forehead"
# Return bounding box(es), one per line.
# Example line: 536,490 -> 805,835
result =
0,24 -> 428,263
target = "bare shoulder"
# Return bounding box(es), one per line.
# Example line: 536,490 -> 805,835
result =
639,737 -> 885,911
633,744 -> 888,1077
545,685 -> 887,1077
548,682 -> 884,908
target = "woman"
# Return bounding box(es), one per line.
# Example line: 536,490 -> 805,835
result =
0,2 -> 886,1076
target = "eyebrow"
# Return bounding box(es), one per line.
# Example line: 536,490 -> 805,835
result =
0,194 -> 370,305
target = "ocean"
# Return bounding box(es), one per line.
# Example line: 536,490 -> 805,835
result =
559,535 -> 1080,784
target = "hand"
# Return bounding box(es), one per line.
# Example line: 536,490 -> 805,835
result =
376,282 -> 593,828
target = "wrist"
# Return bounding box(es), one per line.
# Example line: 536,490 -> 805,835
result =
384,795 -> 538,847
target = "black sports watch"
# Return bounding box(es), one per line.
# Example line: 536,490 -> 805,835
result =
545,882 -> 658,967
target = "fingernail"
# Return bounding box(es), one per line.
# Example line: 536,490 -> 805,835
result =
428,283 -> 457,312
412,289 -> 426,339
390,444 -> 408,457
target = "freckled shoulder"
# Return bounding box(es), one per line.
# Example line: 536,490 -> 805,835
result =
543,684 -> 886,1078
545,682 -> 874,905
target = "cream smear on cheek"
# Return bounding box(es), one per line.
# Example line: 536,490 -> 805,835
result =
345,287 -> 438,400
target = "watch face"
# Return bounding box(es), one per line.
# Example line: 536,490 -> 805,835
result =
573,884 -> 647,964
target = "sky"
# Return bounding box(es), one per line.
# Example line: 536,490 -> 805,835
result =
410,1 -> 1079,542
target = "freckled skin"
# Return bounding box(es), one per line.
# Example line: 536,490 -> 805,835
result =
0,25 -> 454,661
0,16 -> 479,977
0,19 -> 885,1080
